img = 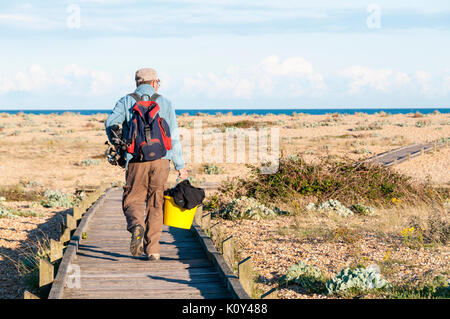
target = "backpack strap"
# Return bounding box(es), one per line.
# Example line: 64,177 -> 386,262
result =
128,92 -> 160,103
128,93 -> 141,102
150,93 -> 160,101
144,93 -> 161,143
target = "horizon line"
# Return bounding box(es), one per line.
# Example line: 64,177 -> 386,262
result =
1,106 -> 449,111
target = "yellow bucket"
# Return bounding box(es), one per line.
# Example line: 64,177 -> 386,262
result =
163,195 -> 197,229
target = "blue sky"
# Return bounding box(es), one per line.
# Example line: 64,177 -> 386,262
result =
0,0 -> 449,109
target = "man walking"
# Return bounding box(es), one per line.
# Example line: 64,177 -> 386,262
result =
105,68 -> 188,260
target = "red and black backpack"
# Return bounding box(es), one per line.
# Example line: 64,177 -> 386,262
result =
126,93 -> 172,162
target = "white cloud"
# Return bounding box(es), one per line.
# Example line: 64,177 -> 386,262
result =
90,70 -> 115,95
180,55 -> 326,99
342,66 -> 450,97
260,55 -> 326,91
0,64 -> 126,97
415,71 -> 433,95
342,66 -> 414,94
0,78 -> 16,95
0,13 -> 61,30
443,75 -> 450,94
0,65 -> 50,93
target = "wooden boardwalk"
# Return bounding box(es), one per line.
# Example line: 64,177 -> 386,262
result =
364,139 -> 448,167
58,188 -> 233,299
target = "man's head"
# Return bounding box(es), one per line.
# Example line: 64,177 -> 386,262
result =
135,68 -> 160,91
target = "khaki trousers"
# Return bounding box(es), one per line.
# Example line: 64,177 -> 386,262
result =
122,159 -> 170,255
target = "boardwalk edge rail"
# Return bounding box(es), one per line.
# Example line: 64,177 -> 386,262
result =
22,184 -> 116,299
192,207 -> 278,299
191,219 -> 250,299
363,137 -> 449,167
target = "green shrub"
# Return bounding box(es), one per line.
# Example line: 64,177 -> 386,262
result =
214,196 -> 277,220
279,261 -> 328,293
224,155 -> 438,208
0,206 -> 43,218
40,189 -> 73,208
203,164 -> 222,175
306,199 -> 354,217
326,266 -> 390,295
415,120 -> 431,127
350,121 -> 383,131
0,206 -> 17,218
0,184 -> 43,201
390,275 -> 449,299
349,203 -> 376,216
78,158 -> 101,166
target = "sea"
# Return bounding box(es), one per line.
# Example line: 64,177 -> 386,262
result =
0,108 -> 449,116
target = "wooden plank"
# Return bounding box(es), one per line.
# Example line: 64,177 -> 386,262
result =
79,267 -> 218,275
201,211 -> 211,232
222,236 -> 235,269
79,238 -> 199,244
39,259 -> 54,299
63,289 -> 231,299
238,257 -> 254,296
24,290 -> 40,299
76,247 -> 206,255
74,265 -> 212,272
74,252 -> 207,261
85,230 -> 195,236
65,282 -> 228,291
60,227 -> 71,244
194,205 -> 203,226
66,213 -> 77,230
74,276 -> 223,287
71,257 -> 212,266
78,242 -> 204,250
50,239 -> 63,263
76,246 -> 201,253
76,245 -> 203,251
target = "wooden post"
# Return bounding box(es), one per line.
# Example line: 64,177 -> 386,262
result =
73,205 -> 82,221
88,192 -> 96,205
407,152 -> 410,160
50,239 -> 63,263
222,236 -> 235,268
238,257 -> 254,296
39,259 -> 54,299
421,147 -> 424,156
60,226 -> 71,244
194,205 -> 203,226
66,213 -> 76,230
393,158 -> 398,166
23,290 -> 40,299
83,196 -> 91,208
210,222 -> 220,243
201,212 -> 211,233
434,141 -> 437,152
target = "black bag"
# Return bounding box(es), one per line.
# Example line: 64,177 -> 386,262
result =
165,180 -> 205,210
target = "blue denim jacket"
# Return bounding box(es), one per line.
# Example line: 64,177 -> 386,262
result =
105,84 -> 185,171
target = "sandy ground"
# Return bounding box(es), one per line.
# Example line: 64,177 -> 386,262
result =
0,110 -> 448,298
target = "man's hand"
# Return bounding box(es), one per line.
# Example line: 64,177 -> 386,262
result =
177,168 -> 188,180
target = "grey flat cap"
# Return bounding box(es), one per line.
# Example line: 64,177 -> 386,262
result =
135,68 -> 159,84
